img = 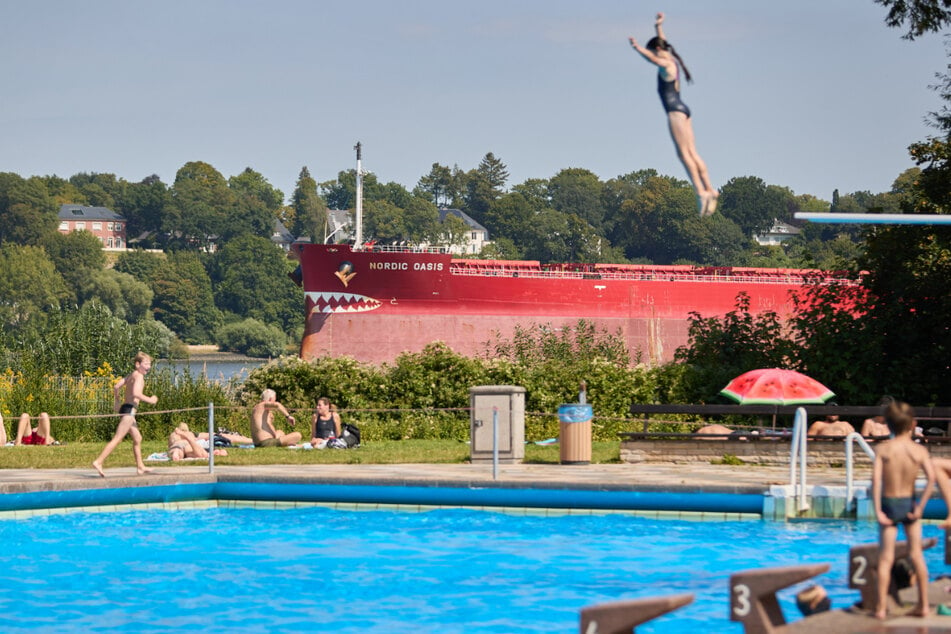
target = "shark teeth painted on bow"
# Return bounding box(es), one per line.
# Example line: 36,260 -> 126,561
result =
305,292 -> 383,314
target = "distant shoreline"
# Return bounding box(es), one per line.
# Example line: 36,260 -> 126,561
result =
179,345 -> 268,363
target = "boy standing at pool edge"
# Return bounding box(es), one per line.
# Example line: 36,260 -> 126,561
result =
93,352 -> 158,477
872,400 -> 935,620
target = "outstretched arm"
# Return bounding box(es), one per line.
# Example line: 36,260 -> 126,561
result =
654,12 -> 666,41
274,401 -> 295,425
629,37 -> 663,66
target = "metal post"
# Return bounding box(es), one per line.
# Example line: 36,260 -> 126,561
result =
354,142 -> 363,249
492,406 -> 499,481
788,407 -> 809,513
579,380 -> 587,405
208,402 -> 215,474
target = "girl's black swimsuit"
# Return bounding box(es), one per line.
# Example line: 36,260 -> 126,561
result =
658,74 -> 690,118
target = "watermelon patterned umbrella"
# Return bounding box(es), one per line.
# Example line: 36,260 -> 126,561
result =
719,368 -> 835,405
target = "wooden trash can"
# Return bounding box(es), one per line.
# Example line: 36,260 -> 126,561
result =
559,404 -> 592,465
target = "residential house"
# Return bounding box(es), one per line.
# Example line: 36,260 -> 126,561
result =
271,218 -> 296,251
439,208 -> 489,255
58,204 -> 127,250
754,219 -> 801,246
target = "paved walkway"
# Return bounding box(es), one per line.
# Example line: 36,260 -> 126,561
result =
0,461 -> 871,496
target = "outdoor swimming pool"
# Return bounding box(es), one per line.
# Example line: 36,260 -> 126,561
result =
1,504 -> 946,632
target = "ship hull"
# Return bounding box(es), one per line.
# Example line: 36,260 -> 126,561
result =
292,244 -> 823,365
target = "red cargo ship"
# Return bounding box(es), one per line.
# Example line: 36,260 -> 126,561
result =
290,242 -> 839,365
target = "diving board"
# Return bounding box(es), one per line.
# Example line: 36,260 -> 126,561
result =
794,212 -> 951,225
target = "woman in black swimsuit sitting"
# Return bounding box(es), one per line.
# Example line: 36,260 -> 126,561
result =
629,12 -> 718,217
310,397 -> 342,449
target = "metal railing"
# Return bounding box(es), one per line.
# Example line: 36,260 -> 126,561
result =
788,407 -> 809,513
449,266 -> 844,285
845,432 -> 876,511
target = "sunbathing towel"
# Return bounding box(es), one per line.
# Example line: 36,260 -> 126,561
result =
146,452 -> 169,461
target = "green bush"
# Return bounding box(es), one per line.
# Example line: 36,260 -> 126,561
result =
1,320 -> 691,444
216,318 -> 288,358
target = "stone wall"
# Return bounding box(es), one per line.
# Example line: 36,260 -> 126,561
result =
620,438 -> 951,467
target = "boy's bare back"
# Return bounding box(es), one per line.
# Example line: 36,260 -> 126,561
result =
876,437 -> 929,498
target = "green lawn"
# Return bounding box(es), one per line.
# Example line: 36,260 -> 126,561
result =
0,440 -> 621,469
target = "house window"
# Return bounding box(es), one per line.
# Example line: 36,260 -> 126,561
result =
471,232 -> 477,240
92,222 -> 102,231
76,222 -> 86,231
115,223 -> 123,232
59,221 -> 69,231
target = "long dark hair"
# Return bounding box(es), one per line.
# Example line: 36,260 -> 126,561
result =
646,36 -> 692,83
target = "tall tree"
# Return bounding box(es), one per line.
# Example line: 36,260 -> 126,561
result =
875,0 -> 951,38
229,167 -> 285,212
547,168 -> 606,234
718,176 -> 791,238
319,169 -> 384,211
0,174 -> 58,245
211,234 -> 302,332
122,175 -> 169,245
166,161 -> 236,250
362,200 -> 406,243
478,152 -> 509,191
151,251 -> 221,343
783,1 -> 951,404
462,153 -> 509,222
0,244 -> 68,327
415,163 -> 454,207
483,192 -> 537,245
42,230 -> 107,304
75,269 -> 154,323
224,167 -> 281,240
402,196 -> 440,242
69,172 -> 125,209
291,166 -> 327,241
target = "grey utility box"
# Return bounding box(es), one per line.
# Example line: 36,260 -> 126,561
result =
469,385 -> 526,463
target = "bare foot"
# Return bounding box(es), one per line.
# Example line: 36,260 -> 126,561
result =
705,190 -> 719,216
92,461 -> 105,478
910,605 -> 931,617
136,467 -> 153,475
874,609 -> 887,620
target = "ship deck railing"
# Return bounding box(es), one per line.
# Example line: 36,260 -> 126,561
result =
448,265 -> 851,285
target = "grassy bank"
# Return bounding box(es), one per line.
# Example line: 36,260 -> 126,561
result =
0,440 -> 621,470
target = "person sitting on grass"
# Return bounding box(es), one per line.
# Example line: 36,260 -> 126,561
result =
310,397 -> 342,449
15,412 -> 56,446
250,389 -> 301,447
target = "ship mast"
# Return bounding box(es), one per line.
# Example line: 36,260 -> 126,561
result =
354,141 -> 363,250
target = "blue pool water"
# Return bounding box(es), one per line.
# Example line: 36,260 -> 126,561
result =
0,507 -> 946,633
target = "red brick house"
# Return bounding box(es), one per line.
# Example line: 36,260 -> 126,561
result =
58,204 -> 127,250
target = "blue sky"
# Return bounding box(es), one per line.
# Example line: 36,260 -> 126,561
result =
1,0 -> 946,204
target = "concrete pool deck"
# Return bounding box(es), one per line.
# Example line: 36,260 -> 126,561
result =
0,461 -> 875,522
0,461 -> 865,494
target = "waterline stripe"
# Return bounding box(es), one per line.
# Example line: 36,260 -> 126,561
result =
0,498 -> 761,522
0,481 -> 764,517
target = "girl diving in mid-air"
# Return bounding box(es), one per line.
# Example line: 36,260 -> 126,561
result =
629,12 -> 718,217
